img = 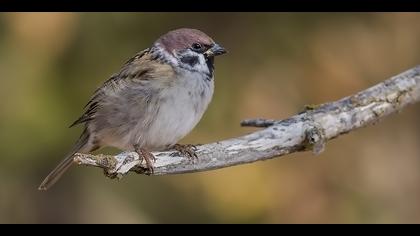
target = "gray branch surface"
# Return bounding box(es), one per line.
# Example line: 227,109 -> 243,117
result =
74,66 -> 420,179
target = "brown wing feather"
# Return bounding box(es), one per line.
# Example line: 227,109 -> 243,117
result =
69,48 -> 151,128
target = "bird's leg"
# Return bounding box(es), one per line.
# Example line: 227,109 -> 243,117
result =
134,144 -> 156,175
172,144 -> 198,160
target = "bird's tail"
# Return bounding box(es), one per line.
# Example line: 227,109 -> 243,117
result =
38,128 -> 94,191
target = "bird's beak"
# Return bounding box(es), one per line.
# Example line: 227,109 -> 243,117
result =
204,43 -> 227,57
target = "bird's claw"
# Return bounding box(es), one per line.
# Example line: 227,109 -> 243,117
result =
134,147 -> 156,175
173,144 -> 198,161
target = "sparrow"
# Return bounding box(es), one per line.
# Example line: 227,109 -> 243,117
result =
39,28 -> 227,190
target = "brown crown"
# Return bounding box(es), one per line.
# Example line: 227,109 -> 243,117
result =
155,28 -> 214,54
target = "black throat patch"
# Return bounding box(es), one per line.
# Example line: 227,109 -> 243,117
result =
206,56 -> 215,79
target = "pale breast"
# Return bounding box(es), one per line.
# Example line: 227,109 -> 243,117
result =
134,71 -> 214,150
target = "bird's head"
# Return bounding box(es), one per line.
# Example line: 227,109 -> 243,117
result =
153,28 -> 227,76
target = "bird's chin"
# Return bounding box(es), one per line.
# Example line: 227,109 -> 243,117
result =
205,56 -> 215,76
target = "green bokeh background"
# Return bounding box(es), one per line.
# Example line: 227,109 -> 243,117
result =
0,13 -> 419,223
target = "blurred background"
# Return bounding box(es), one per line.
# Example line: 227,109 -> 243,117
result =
0,13 -> 419,223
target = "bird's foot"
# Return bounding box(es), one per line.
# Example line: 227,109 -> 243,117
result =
172,144 -> 198,161
134,145 -> 156,175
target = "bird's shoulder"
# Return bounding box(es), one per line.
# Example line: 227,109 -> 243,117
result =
118,47 -> 176,81
69,48 -> 175,128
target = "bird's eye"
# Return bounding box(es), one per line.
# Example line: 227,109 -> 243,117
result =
191,43 -> 203,51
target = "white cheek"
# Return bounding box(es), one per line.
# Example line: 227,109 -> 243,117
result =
177,51 -> 210,75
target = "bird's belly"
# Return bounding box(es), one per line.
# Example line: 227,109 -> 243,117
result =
145,100 -> 200,149
132,78 -> 213,151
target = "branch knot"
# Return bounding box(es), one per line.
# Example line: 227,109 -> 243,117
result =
304,121 -> 326,155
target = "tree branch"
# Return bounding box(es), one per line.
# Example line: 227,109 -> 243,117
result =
74,66 -> 420,179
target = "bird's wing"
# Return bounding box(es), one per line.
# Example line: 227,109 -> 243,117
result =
69,48 -> 153,128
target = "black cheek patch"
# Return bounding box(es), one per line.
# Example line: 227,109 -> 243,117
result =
180,55 -> 199,67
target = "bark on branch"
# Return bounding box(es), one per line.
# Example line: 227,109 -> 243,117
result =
74,66 -> 420,179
